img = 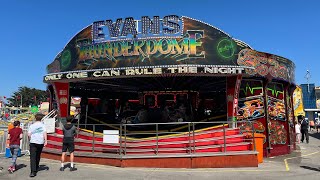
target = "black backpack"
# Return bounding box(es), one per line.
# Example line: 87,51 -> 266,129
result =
301,119 -> 309,129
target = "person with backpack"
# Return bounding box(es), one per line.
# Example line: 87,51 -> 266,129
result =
7,120 -> 23,173
60,116 -> 77,171
300,117 -> 309,144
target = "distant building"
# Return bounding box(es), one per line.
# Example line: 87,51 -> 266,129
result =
301,83 -> 319,121
315,86 -> 320,109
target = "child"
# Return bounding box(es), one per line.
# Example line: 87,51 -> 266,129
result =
295,121 -> 301,144
7,120 -> 23,173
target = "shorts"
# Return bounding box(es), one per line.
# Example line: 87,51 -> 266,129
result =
62,142 -> 75,153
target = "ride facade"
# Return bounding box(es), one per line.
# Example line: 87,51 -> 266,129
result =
43,15 -> 296,164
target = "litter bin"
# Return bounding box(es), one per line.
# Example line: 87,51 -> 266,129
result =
5,148 -> 21,158
246,133 -> 265,163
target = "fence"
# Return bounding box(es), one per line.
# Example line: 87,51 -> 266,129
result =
0,109 -> 57,156
0,126 -> 30,156
75,120 -> 257,157
0,120 -> 257,158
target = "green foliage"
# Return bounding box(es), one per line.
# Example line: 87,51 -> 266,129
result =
7,86 -> 48,107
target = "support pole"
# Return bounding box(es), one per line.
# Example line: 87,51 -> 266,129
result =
156,124 -> 158,155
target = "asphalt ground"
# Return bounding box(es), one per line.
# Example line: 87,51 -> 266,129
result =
1,131 -> 320,180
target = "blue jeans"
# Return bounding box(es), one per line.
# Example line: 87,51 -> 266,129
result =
10,145 -> 20,167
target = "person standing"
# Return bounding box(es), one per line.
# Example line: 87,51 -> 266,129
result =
7,120 -> 23,173
315,118 -> 320,133
300,118 -> 309,144
28,113 -> 47,177
294,121 -> 301,144
60,116 -> 77,171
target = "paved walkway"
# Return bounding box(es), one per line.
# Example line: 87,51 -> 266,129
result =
1,132 -> 320,180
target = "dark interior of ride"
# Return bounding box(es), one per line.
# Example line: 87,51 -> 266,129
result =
64,76 -> 228,136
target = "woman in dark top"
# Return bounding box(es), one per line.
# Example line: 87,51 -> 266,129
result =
7,120 -> 23,173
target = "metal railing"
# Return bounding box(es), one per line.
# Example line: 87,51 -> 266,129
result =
41,109 -> 57,123
0,128 -> 30,156
0,120 -> 257,158
73,120 -> 257,157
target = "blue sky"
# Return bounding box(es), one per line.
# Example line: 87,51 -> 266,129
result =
0,0 -> 319,98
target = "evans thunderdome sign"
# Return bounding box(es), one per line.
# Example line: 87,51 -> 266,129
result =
45,15 -> 295,83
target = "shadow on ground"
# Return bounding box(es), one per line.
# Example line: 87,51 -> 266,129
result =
38,164 -> 49,171
300,165 -> 320,172
61,163 -> 78,171
15,164 -> 27,171
309,131 -> 320,140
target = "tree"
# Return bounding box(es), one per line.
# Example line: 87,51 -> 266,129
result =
7,86 -> 48,107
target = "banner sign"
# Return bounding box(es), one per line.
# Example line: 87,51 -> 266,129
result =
54,82 -> 69,117
46,15 -> 295,83
43,118 -> 56,134
293,86 -> 305,116
47,16 -> 248,72
233,75 -> 242,118
226,75 -> 243,121
44,66 -> 246,82
103,130 -> 119,144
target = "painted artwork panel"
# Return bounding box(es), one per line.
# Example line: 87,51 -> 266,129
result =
237,97 -> 265,121
268,97 -> 286,121
267,83 -> 284,99
269,120 -> 287,145
239,80 -> 263,99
